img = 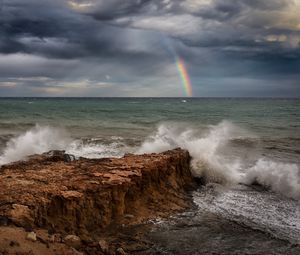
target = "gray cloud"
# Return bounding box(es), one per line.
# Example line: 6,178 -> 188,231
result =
0,0 -> 299,97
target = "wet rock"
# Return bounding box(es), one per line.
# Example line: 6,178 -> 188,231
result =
43,150 -> 75,162
26,231 -> 37,242
64,154 -> 76,162
64,235 -> 81,249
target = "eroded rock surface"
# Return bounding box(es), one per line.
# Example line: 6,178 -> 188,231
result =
0,148 -> 195,254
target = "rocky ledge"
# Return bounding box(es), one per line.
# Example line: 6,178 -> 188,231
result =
0,148 -> 195,255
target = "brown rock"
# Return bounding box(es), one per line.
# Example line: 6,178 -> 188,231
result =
9,240 -> 20,247
66,247 -> 84,255
64,235 -> 81,249
0,148 -> 195,246
9,204 -> 33,227
124,214 -> 134,219
116,247 -> 126,255
26,231 -> 37,242
98,239 -> 109,253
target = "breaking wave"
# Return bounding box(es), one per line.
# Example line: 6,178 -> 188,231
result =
137,121 -> 300,200
0,125 -> 129,165
137,120 -> 254,183
66,138 -> 128,159
0,121 -> 299,199
0,125 -> 70,165
244,159 -> 300,200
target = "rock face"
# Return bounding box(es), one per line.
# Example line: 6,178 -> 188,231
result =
0,148 -> 195,248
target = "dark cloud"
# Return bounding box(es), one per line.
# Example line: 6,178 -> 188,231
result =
87,0 -> 153,20
183,0 -> 244,21
242,0 -> 292,10
0,0 -> 299,97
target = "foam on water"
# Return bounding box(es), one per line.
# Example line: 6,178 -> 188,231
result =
66,139 -> 128,158
244,159 -> 300,200
0,125 -> 70,165
193,184 -> 300,244
0,125 -> 127,165
0,121 -> 299,200
137,120 -> 300,200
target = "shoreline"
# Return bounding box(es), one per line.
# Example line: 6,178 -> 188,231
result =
0,149 -> 196,254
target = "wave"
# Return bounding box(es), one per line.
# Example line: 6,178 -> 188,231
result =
0,125 -> 70,165
137,121 -> 300,200
0,125 -> 130,165
0,121 -> 299,200
244,159 -> 300,200
137,120 -> 254,184
66,139 -> 129,159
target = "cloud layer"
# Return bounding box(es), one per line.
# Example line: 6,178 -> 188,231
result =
0,0 -> 299,96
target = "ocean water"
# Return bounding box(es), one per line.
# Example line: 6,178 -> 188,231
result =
0,98 -> 299,251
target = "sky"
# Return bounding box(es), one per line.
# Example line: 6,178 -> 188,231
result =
0,0 -> 299,97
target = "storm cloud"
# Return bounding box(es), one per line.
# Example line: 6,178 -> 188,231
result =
0,0 -> 299,97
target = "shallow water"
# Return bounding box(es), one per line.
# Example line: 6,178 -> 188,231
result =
193,184 -> 300,244
135,208 -> 300,255
0,98 -> 299,250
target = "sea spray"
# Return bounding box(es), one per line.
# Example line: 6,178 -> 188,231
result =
137,120 -> 251,184
244,159 -> 300,200
0,121 -> 299,200
138,121 -> 300,199
0,125 -> 70,165
0,125 -> 129,165
66,139 -> 128,159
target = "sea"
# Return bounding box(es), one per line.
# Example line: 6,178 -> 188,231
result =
0,97 -> 299,254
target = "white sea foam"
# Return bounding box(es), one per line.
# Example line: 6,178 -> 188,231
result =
137,120 -> 249,183
193,184 -> 300,244
244,159 -> 300,200
0,125 -> 70,165
0,121 -> 299,199
66,140 -> 127,159
138,121 -> 300,199
0,125 -> 128,165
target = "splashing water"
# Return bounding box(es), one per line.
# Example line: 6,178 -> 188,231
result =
137,121 -> 251,183
0,125 -> 70,165
0,121 -> 299,200
137,121 -> 300,200
66,139 -> 129,159
0,125 -> 131,166
244,159 -> 300,200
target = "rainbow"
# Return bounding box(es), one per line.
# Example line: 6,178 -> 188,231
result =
175,57 -> 193,97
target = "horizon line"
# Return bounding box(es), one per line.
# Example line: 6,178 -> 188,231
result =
0,96 -> 299,99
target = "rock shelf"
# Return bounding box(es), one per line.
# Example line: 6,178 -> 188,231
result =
0,148 -> 195,254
